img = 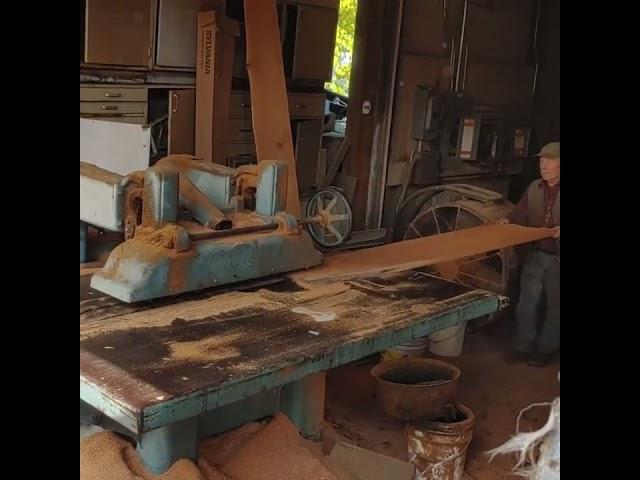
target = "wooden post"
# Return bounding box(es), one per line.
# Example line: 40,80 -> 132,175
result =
243,0 -> 301,217
195,11 -> 239,164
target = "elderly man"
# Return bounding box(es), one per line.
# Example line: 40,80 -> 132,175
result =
499,142 -> 560,367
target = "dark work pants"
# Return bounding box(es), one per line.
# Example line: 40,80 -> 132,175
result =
514,250 -> 560,355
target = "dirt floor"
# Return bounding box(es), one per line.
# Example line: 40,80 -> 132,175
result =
322,319 -> 560,479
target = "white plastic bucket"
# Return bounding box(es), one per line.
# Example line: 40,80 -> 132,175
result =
428,325 -> 466,357
381,338 -> 426,361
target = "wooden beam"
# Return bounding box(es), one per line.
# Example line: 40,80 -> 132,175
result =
290,224 -> 555,284
243,0 -> 301,217
343,0 -> 401,229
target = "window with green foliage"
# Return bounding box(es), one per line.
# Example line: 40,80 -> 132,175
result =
325,0 -> 357,97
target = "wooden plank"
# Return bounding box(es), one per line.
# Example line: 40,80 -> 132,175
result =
291,224 -> 555,284
243,0 -> 301,217
80,271 -> 500,432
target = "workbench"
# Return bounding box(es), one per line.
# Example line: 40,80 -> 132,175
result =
80,270 -> 504,473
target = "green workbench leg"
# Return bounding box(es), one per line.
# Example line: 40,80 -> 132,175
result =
280,372 -> 326,439
136,417 -> 199,474
199,388 -> 281,439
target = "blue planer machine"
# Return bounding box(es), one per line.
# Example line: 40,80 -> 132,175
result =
80,155 -> 352,303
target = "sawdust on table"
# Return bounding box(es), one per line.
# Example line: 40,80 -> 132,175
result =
82,282 -> 358,342
167,333 -> 245,364
80,413 -> 353,480
410,303 -> 434,315
80,290 -> 279,340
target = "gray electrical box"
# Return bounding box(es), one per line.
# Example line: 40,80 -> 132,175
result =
411,85 -> 438,142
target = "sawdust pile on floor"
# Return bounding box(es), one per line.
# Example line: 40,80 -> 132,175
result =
199,422 -> 265,466
79,430 -> 211,480
80,413 -> 352,480
219,413 -> 347,480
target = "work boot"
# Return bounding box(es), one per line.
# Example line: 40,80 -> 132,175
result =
528,352 -> 554,367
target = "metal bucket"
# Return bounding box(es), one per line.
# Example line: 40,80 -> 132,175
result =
371,358 -> 460,421
405,403 -> 475,480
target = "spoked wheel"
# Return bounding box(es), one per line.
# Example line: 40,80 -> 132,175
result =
305,188 -> 353,249
404,199 -> 515,329
404,201 -> 510,293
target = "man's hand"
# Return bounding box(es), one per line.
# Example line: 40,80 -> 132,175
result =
552,227 -> 560,239
496,218 -> 510,225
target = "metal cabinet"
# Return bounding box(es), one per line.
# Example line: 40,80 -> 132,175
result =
221,91 -> 325,181
464,0 -> 536,64
449,0 -> 536,105
291,5 -> 338,80
80,85 -> 148,124
83,0 -> 155,67
228,1 -> 337,81
155,0 -> 201,69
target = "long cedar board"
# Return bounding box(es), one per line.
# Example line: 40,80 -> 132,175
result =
290,224 -> 556,284
243,0 -> 301,217
80,271 -> 495,411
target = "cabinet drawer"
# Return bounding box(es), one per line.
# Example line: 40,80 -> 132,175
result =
80,115 -> 147,125
225,117 -> 254,143
229,92 -> 324,119
80,102 -> 148,115
288,94 -> 324,118
80,87 -> 147,102
222,143 -> 256,158
229,92 -> 253,118
224,143 -> 257,168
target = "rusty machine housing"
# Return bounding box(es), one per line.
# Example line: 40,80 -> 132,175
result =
80,155 -> 328,302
